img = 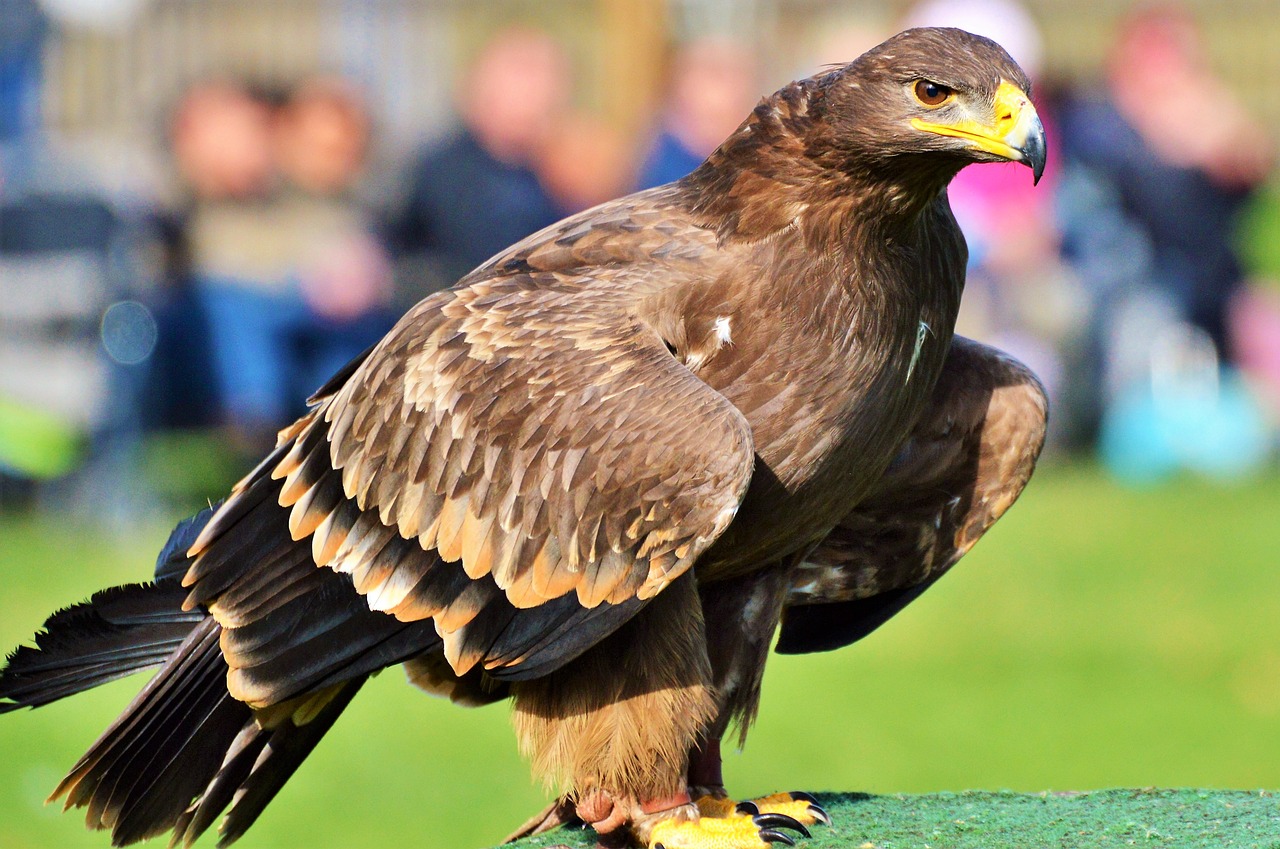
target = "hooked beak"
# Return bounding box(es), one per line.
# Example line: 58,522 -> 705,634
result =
911,80 -> 1047,184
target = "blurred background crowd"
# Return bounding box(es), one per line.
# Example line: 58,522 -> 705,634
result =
3,0 -> 1280,517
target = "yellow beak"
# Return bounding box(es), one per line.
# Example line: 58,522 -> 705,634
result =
911,80 -> 1047,183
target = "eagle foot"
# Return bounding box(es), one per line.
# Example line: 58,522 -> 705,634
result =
734,792 -> 830,827
646,793 -> 821,848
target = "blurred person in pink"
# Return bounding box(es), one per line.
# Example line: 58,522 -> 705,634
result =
901,0 -> 1084,443
634,36 -> 760,189
386,27 -> 570,288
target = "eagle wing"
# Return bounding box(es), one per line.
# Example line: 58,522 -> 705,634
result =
183,195 -> 756,705
777,337 -> 1047,653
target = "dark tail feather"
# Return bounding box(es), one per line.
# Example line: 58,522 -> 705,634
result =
5,505 -> 363,846
0,503 -> 222,713
51,617 -> 250,845
45,615 -> 362,847
0,582 -> 204,712
173,678 -> 365,848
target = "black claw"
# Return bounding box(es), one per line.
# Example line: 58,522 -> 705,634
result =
786,791 -> 830,825
752,813 -> 811,838
759,829 -> 797,846
735,800 -> 760,816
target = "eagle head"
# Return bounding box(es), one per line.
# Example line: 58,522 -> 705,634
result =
826,27 -> 1047,185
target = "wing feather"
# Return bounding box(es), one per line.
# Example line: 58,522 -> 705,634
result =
183,191 -> 754,697
778,337 -> 1048,654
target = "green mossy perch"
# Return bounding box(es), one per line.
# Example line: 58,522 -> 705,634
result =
504,790 -> 1280,849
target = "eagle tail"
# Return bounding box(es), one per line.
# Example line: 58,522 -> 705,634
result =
0,581 -> 203,712
47,616 -> 251,845
0,499 -> 229,713
2,507 -> 363,847
31,610 -> 362,848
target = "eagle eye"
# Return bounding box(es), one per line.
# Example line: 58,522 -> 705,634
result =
913,80 -> 953,107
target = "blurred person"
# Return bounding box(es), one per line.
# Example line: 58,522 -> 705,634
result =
274,77 -> 371,198
270,77 -> 396,403
385,27 -> 570,288
635,36 -> 760,190
134,83 -> 241,434
538,110 -> 632,212
1057,4 -> 1272,360
169,80 -> 288,454
1056,5 -> 1275,477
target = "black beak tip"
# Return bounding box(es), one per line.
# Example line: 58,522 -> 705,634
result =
1023,122 -> 1047,186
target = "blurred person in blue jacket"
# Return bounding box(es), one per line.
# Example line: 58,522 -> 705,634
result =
385,27 -> 571,289
634,36 -> 759,190
1057,4 -> 1272,363
1055,5 -> 1275,478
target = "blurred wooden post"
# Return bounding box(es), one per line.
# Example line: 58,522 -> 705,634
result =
596,0 -> 667,141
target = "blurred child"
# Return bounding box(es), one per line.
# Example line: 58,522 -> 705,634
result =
271,77 -> 396,401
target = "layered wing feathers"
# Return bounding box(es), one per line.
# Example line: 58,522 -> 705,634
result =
185,196 -> 755,697
778,338 -> 1048,653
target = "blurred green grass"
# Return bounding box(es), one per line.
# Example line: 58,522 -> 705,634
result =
2,462 -> 1279,849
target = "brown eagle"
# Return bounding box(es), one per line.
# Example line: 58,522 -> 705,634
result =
1,27 -> 1048,849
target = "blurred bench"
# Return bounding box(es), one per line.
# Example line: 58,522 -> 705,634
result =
0,192 -> 118,486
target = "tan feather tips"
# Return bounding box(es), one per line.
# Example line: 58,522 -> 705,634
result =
403,653 -> 506,706
253,683 -> 347,729
187,233 -> 755,686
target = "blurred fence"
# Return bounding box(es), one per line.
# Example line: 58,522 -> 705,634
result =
40,0 -> 454,187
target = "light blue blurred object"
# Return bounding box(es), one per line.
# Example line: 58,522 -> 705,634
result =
1101,323 -> 1272,484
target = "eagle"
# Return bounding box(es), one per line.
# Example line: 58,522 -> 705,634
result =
1,27 -> 1048,849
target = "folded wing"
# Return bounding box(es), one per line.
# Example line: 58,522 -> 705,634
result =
183,197 -> 756,705
778,337 -> 1047,653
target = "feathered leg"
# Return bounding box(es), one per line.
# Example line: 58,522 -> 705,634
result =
683,568 -> 830,841
511,570 -> 714,844
696,567 -> 792,778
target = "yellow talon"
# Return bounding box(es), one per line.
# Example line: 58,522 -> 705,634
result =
647,792 -> 827,848
746,792 -> 831,826
649,814 -> 774,849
